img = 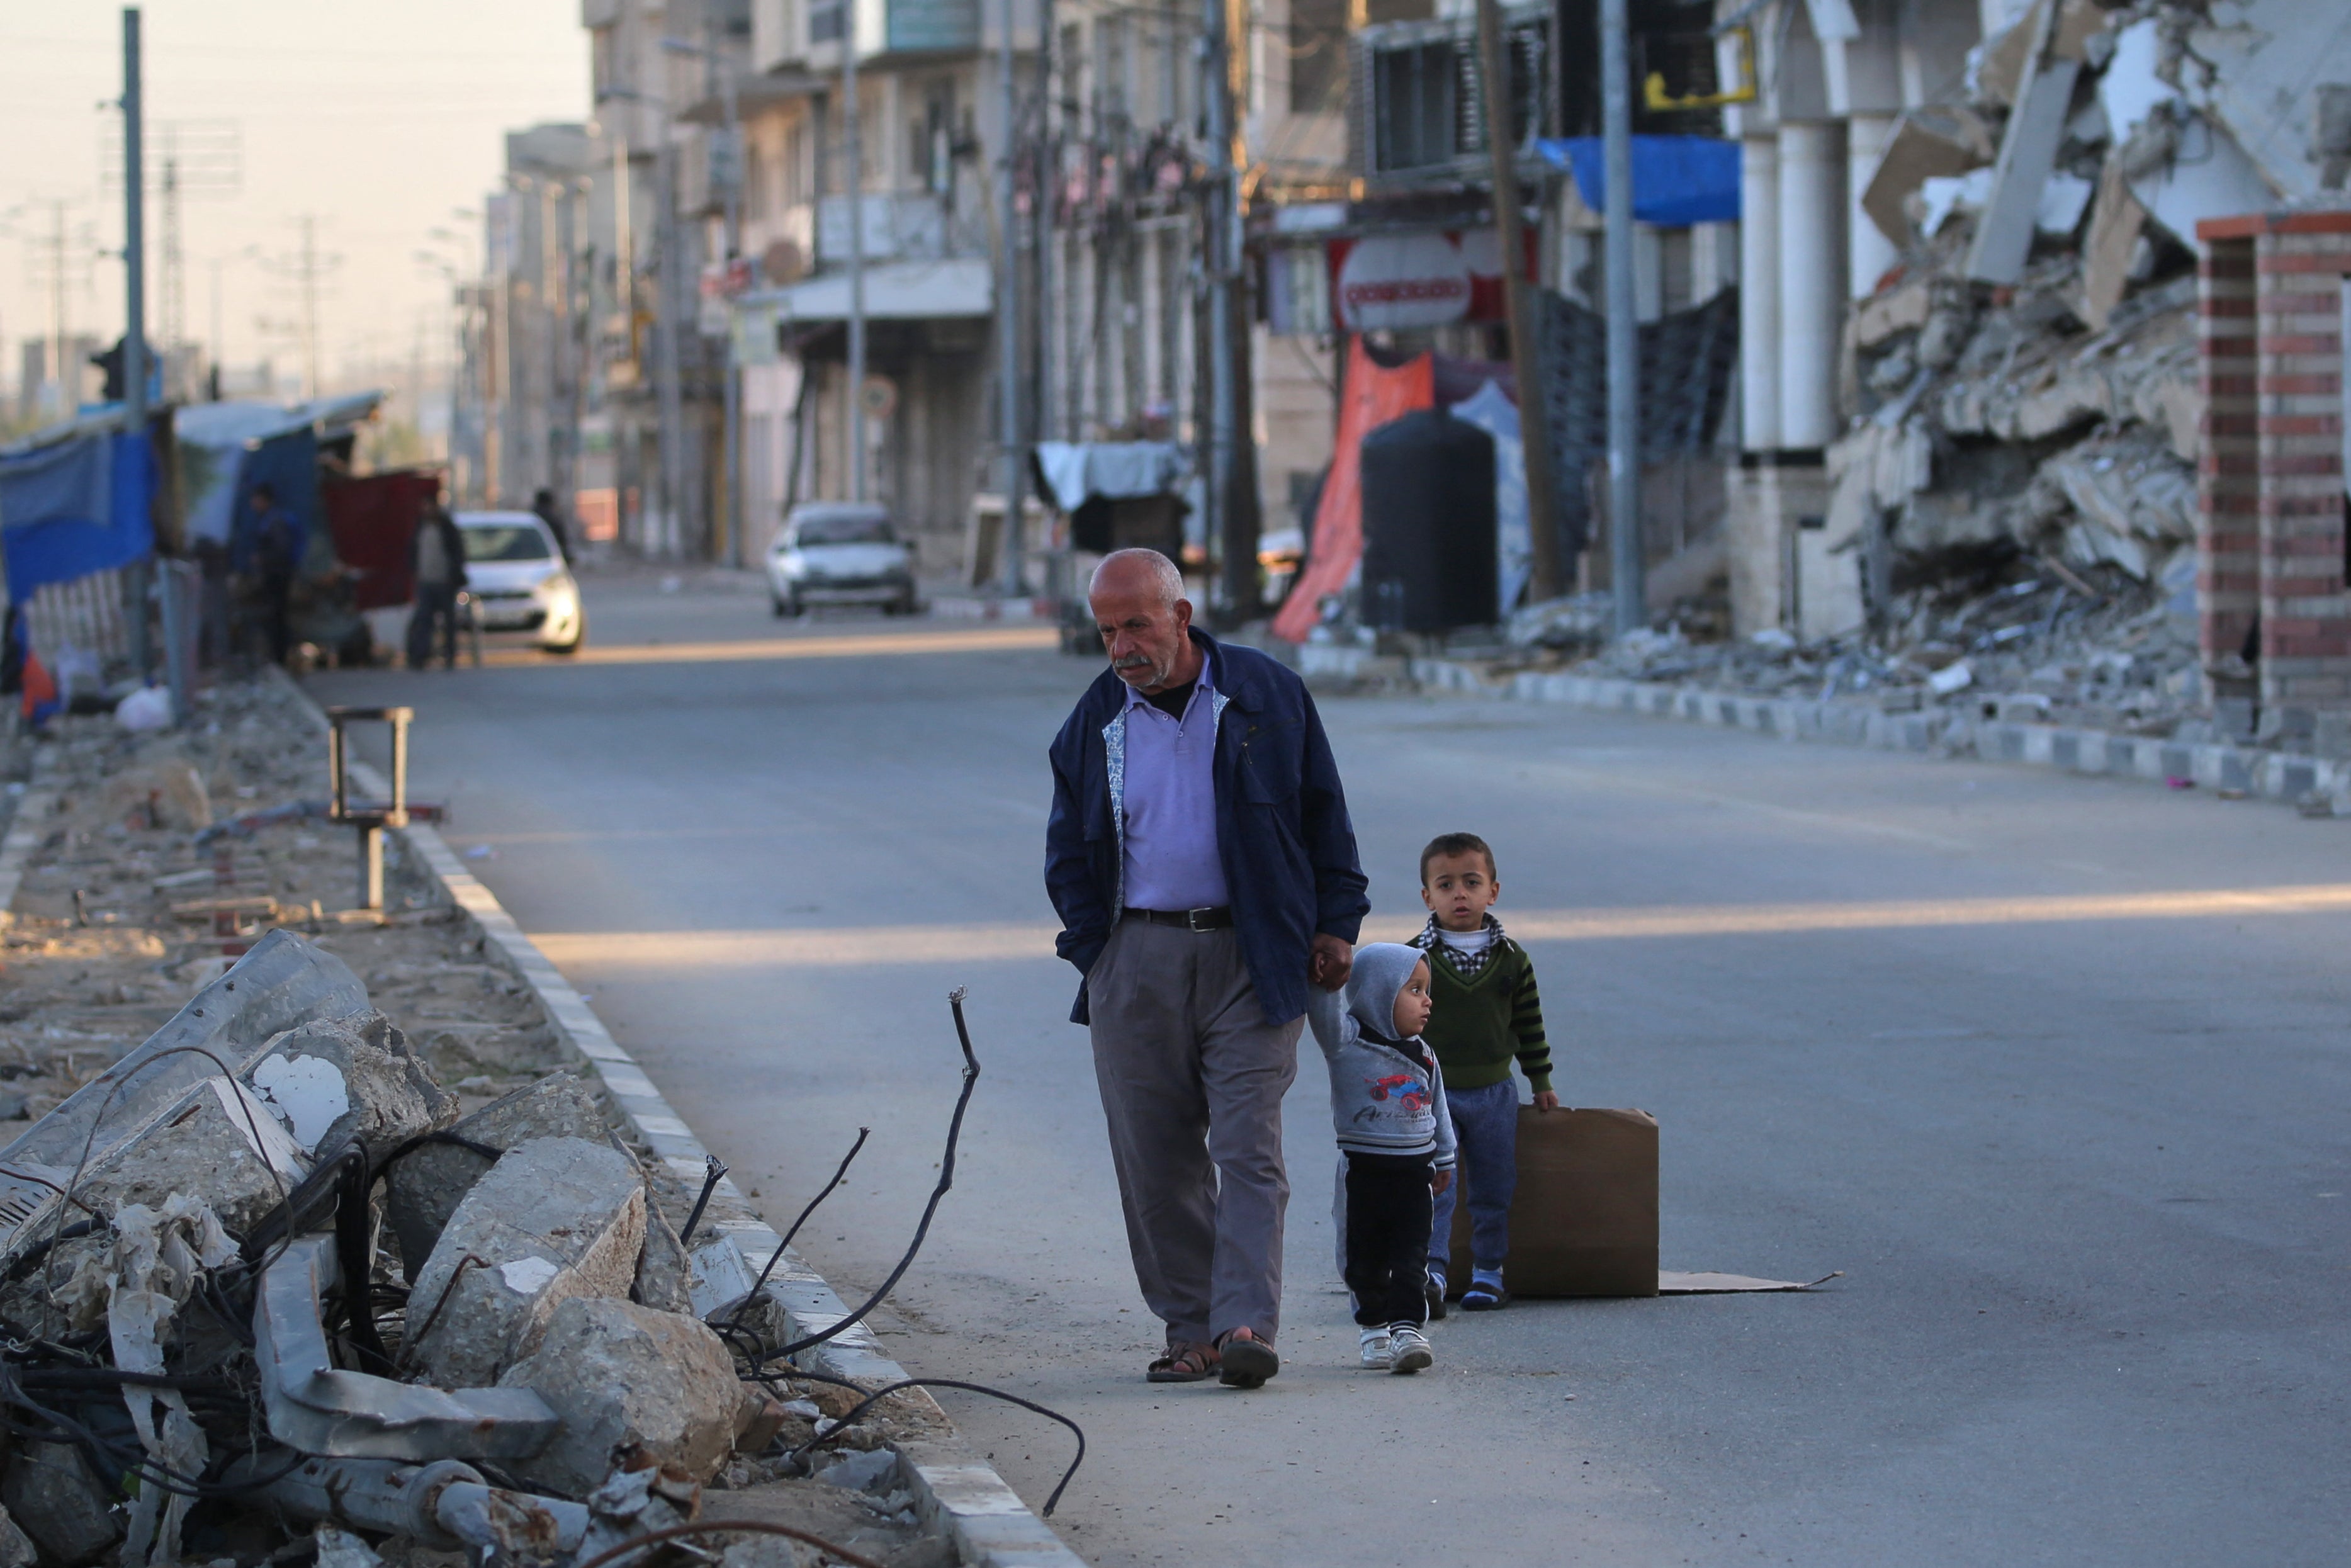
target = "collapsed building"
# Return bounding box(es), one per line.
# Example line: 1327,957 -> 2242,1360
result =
1715,0 -> 2351,743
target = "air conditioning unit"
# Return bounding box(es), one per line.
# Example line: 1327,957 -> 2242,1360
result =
1349,5 -> 1552,185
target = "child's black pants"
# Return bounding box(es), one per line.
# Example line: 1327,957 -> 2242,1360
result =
1343,1152 -> 1435,1327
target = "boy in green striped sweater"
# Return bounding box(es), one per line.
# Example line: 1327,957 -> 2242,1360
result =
1409,832 -> 1554,1313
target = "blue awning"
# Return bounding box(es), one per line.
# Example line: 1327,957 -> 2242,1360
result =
1536,135 -> 1742,227
0,430 -> 155,606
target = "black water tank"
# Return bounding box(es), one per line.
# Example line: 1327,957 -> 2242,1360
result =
1360,409 -> 1497,633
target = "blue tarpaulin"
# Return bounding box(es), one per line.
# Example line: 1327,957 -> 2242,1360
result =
0,430 -> 155,606
1536,135 -> 1742,227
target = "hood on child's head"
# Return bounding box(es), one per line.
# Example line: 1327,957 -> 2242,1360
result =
1345,942 -> 1427,1041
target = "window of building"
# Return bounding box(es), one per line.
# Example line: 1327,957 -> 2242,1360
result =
1289,0 -> 1346,115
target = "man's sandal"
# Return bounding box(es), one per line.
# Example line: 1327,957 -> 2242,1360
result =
1460,1280 -> 1511,1311
1146,1342 -> 1219,1383
1215,1329 -> 1280,1389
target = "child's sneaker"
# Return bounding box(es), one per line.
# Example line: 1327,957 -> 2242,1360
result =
1424,1268 -> 1448,1321
1387,1323 -> 1434,1373
1358,1328 -> 1392,1370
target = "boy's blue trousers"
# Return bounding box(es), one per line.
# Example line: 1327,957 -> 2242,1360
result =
1428,1079 -> 1519,1275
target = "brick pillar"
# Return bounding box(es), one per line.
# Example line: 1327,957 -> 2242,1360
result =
2197,234 -> 2259,688
2253,221 -> 2351,711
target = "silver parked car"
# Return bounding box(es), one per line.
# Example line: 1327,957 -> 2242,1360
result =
766,503 -> 917,617
454,511 -> 584,653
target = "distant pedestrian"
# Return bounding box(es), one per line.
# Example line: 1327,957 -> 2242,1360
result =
531,487 -> 574,564
247,483 -> 303,666
1307,942 -> 1453,1373
1046,547 -> 1368,1389
407,503 -> 469,670
1408,832 -> 1555,1314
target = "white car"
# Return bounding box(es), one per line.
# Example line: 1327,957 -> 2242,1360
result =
454,511 -> 584,653
766,504 -> 918,617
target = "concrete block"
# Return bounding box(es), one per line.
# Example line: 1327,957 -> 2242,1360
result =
407,1137 -> 647,1390
497,1297 -> 742,1499
0,1504 -> 33,1568
634,1195 -> 694,1315
78,1074 -> 308,1238
385,1073 -> 611,1280
1,1442 -> 121,1566
249,1013 -> 457,1166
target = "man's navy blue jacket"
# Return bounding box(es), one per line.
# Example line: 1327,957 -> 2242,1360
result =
1046,628 -> 1368,1026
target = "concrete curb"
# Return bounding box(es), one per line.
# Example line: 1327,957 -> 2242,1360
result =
277,672 -> 1086,1568
1299,643 -> 2351,810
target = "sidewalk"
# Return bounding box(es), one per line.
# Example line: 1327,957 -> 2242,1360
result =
1294,641 -> 2351,815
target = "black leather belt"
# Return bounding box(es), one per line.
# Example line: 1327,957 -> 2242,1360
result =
1125,906 -> 1234,931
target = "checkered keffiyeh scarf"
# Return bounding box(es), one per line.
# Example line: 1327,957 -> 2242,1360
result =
1411,911 -> 1507,978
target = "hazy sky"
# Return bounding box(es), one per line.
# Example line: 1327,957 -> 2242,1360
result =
1,0 -> 589,400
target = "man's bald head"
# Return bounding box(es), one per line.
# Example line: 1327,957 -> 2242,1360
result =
1088,549 -> 1200,694
1090,548 -> 1185,607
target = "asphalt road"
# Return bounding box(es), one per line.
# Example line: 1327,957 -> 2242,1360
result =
313,572 -> 2351,1567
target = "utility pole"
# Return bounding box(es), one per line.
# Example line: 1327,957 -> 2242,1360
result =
298,213 -> 321,398
48,201 -> 67,414
121,6 -> 151,679
995,0 -> 1026,594
123,9 -> 145,426
1477,0 -> 1562,604
1205,0 -> 1256,618
1601,0 -> 1643,632
653,143 -> 687,556
843,2 -> 867,502
679,19 -> 747,563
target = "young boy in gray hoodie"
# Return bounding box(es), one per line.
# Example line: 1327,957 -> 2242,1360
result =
1307,941 -> 1457,1373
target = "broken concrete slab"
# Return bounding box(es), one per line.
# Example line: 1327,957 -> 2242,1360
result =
1967,31 -> 2083,281
2081,159 -> 2148,330
0,1443 -> 121,1567
2128,111 -> 2276,256
498,1296 -> 743,1499
0,928 -> 367,1261
310,1526 -> 382,1568
1854,276 -> 1933,348
1862,109 -> 1993,247
384,1071 -> 610,1279
248,1013 -> 457,1166
406,1136 -> 648,1389
76,1072 -> 310,1238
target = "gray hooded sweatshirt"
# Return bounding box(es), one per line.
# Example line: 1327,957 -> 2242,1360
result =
1306,942 -> 1457,1167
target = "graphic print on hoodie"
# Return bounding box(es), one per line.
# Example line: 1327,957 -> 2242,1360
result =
1305,941 -> 1457,1167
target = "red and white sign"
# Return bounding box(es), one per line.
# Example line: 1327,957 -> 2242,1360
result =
1325,228 -> 1536,333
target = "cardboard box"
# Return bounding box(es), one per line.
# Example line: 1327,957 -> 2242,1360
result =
1446,1106 -> 1658,1297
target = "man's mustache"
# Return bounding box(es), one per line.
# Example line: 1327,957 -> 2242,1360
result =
1113,654 -> 1153,669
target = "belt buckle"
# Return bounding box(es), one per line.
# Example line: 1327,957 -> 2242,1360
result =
1185,907 -> 1214,932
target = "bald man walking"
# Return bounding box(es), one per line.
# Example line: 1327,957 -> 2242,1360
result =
1046,548 -> 1368,1388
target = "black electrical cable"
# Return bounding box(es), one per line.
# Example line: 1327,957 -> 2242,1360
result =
676,1153 -> 728,1247
757,1364 -> 1085,1518
328,1148 -> 395,1374
3,1217 -> 104,1281
726,1125 -> 870,1334
762,990 -> 979,1362
0,1372 -> 305,1501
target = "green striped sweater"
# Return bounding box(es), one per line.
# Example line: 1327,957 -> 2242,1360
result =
1409,915 -> 1552,1094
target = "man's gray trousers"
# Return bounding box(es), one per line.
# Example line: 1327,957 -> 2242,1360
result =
1086,916 -> 1303,1347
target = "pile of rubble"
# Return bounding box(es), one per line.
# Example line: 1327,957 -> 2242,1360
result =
0,682 -> 954,1568
1512,0 -> 2350,748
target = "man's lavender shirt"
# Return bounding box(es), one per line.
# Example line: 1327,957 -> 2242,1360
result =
1119,653 -> 1231,911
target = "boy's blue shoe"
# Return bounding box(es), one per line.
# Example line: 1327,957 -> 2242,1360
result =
1461,1268 -> 1510,1311
1424,1268 -> 1448,1321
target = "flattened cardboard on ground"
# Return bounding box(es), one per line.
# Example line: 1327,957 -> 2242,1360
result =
1443,1108 -> 1834,1297
1446,1107 -> 1658,1297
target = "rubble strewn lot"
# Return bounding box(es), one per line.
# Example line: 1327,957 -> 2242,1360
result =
0,679 -> 952,1568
